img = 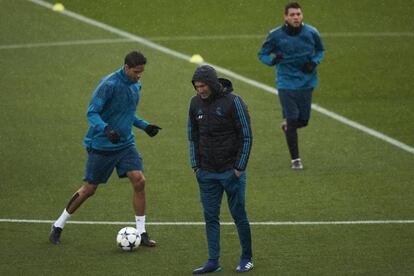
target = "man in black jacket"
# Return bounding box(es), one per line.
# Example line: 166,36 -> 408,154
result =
188,65 -> 253,274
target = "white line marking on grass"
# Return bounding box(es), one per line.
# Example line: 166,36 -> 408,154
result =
2,32 -> 412,51
312,104 -> 414,154
27,0 -> 414,155
0,38 -> 133,50
147,32 -> 414,41
147,34 -> 266,41
322,32 -> 414,37
1,218 -> 414,226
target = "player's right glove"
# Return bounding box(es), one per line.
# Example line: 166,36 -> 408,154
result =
271,53 -> 284,66
104,125 -> 121,144
144,124 -> 162,137
302,61 -> 317,74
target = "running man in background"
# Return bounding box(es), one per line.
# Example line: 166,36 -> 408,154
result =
258,2 -> 325,170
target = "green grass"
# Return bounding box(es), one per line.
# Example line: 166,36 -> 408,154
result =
45,0 -> 414,146
1,223 -> 413,275
0,0 -> 413,275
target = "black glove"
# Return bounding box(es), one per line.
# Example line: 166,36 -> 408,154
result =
104,125 -> 121,144
144,124 -> 162,137
302,61 -> 317,74
271,53 -> 284,66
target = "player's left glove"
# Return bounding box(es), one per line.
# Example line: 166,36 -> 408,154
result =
271,53 -> 284,66
144,124 -> 162,137
302,61 -> 317,74
104,125 -> 121,144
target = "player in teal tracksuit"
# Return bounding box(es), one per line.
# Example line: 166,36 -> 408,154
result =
83,66 -> 150,151
49,51 -> 161,247
258,2 -> 324,170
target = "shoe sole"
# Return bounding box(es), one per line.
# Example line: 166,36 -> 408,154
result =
236,267 -> 253,273
141,241 -> 156,247
192,266 -> 221,274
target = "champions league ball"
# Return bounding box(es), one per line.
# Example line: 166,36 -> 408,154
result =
116,227 -> 141,251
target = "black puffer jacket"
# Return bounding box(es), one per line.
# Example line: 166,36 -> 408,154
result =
188,65 -> 252,173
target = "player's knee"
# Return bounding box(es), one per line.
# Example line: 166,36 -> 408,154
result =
298,120 -> 309,128
286,119 -> 299,129
131,174 -> 145,192
204,212 -> 219,223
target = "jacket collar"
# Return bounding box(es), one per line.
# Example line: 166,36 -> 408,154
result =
282,22 -> 303,36
116,66 -> 135,85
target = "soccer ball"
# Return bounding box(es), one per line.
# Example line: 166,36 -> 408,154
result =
116,227 -> 141,251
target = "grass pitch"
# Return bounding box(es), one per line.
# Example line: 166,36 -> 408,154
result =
0,1 -> 413,275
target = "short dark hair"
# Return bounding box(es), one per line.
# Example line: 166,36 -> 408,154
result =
124,51 -> 147,67
285,2 -> 301,15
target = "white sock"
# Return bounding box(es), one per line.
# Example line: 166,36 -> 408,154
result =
135,215 -> 146,234
54,209 -> 71,229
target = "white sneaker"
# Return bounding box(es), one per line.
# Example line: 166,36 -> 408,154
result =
291,159 -> 303,170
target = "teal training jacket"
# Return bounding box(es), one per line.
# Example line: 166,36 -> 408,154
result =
258,23 -> 325,90
83,67 -> 149,151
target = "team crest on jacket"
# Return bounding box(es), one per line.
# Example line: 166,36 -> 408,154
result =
196,109 -> 204,120
215,106 -> 223,116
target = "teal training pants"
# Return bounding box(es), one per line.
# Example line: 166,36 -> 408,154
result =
196,169 -> 252,260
